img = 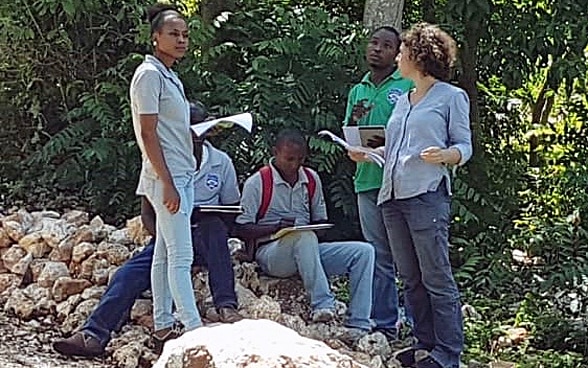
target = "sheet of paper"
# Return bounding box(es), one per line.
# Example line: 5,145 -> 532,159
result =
190,113 -> 253,137
318,130 -> 384,167
342,126 -> 362,146
197,205 -> 243,214
343,126 -> 385,147
271,223 -> 334,240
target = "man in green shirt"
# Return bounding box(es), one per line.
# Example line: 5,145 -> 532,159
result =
343,26 -> 413,341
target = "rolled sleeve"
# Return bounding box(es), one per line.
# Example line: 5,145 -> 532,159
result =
236,175 -> 261,225
309,171 -> 328,222
448,90 -> 473,166
131,69 -> 161,115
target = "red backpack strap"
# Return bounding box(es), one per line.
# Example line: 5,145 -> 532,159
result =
257,166 -> 273,222
302,167 -> 316,212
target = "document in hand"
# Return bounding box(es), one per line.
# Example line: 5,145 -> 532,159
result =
190,113 -> 253,137
197,205 -> 244,214
317,130 -> 385,167
271,223 -> 334,241
342,126 -> 385,148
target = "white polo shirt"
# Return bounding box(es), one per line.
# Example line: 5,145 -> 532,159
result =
193,142 -> 240,206
236,159 -> 328,226
130,55 -> 195,190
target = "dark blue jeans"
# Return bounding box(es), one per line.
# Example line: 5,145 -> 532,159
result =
82,214 -> 237,347
381,186 -> 463,368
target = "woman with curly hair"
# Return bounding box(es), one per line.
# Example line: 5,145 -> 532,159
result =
349,23 -> 472,368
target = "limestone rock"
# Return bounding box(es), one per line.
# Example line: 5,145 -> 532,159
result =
126,215 -> 150,245
37,261 -> 69,288
19,233 -> 50,258
154,319 -> 368,368
3,220 -> 25,242
49,236 -> 75,262
81,285 -> 106,300
0,273 -> 22,293
71,241 -> 96,263
61,210 -> 89,227
108,228 -> 133,245
356,331 -> 392,360
61,298 -> 99,333
56,294 -> 83,321
0,227 -> 12,248
4,284 -> 54,319
52,276 -> 92,302
0,249 -> 9,273
2,246 -> 27,272
103,243 -> 131,266
30,259 -> 48,282
89,215 -> 105,228
11,252 -> 33,275
91,259 -> 111,285
130,299 -> 153,329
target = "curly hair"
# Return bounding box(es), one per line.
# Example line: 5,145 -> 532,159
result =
401,23 -> 457,81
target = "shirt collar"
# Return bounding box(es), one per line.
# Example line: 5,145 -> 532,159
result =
268,158 -> 309,186
202,141 -> 222,167
360,68 -> 402,87
144,55 -> 175,78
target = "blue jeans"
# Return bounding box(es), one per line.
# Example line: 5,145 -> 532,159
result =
144,174 -> 201,331
381,186 -> 463,368
256,231 -> 374,331
83,241 -> 154,347
191,214 -> 238,309
82,214 -> 237,346
358,189 -> 400,331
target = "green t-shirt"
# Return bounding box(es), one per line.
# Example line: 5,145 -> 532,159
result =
344,70 -> 413,193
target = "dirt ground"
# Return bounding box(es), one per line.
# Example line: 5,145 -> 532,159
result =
0,312 -> 113,368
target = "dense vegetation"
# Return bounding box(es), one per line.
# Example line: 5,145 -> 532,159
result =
1,0 -> 587,366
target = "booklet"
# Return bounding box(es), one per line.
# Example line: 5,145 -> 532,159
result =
197,205 -> 244,214
317,130 -> 385,167
271,223 -> 334,241
342,126 -> 385,148
190,113 -> 253,137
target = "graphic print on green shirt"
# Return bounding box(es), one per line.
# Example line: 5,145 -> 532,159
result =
344,69 -> 414,193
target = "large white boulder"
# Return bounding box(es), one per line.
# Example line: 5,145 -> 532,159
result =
154,319 -> 368,368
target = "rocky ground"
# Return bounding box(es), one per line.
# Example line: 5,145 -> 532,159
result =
0,312 -> 112,368
0,208 -> 501,368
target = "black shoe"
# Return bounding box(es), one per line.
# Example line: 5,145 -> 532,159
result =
393,347 -> 416,367
53,331 -> 105,357
153,324 -> 183,354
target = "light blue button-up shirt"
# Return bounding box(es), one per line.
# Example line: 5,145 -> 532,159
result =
377,81 -> 473,204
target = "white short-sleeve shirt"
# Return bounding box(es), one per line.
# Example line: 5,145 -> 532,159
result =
130,55 -> 195,193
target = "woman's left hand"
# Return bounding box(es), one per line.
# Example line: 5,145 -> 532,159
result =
420,146 -> 449,164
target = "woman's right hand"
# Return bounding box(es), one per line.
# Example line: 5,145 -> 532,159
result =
163,182 -> 180,214
347,147 -> 371,162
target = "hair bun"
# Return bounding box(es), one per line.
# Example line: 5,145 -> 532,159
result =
146,3 -> 178,23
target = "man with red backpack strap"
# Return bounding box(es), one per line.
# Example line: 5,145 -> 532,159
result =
234,128 -> 376,345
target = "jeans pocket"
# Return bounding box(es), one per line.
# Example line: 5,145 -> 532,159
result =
410,193 -> 449,231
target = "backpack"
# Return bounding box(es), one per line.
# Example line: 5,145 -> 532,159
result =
256,165 -> 317,221
236,165 -> 317,263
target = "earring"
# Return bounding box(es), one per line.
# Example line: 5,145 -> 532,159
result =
153,40 -> 157,47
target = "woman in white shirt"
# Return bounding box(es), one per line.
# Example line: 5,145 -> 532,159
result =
129,3 -> 200,353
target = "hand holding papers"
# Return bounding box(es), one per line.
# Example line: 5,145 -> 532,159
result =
190,113 -> 253,137
318,130 -> 385,167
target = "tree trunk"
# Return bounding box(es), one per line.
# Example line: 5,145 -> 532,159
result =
363,0 -> 404,31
